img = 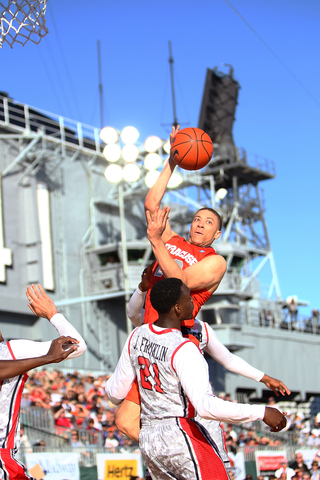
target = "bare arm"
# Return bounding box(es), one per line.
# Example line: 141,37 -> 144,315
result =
146,208 -> 226,291
0,336 -> 79,380
144,126 -> 179,243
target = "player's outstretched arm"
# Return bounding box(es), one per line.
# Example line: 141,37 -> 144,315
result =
175,342 -> 287,431
204,326 -> 291,395
0,336 -> 79,380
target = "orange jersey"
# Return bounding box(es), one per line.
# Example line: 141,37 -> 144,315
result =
144,235 -> 216,327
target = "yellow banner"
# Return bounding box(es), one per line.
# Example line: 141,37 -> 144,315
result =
104,459 -> 138,479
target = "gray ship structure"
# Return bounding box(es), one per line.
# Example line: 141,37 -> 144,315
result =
0,66 -> 319,409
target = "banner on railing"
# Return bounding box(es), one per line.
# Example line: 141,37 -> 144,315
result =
255,450 -> 286,474
25,452 -> 80,480
96,453 -> 143,480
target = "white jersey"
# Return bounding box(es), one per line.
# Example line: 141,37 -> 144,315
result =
129,323 -> 197,421
0,313 -> 86,452
106,323 -> 265,425
0,342 -> 28,451
127,288 -> 264,382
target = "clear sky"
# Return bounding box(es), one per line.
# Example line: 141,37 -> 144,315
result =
1,0 -> 319,316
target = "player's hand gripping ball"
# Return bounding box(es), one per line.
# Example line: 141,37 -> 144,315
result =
170,127 -> 213,170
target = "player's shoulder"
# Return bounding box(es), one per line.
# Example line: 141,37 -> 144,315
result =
202,251 -> 226,269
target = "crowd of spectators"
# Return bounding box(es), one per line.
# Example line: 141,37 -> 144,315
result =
19,369 -> 320,459
20,368 -> 137,452
219,394 -> 320,454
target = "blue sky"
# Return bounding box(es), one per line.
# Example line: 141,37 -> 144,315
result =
1,0 -> 319,316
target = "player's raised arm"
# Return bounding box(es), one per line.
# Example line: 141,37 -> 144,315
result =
24,284 -> 87,359
144,125 -> 179,242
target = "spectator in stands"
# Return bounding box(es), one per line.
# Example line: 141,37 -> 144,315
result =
306,309 -> 320,334
310,461 -> 320,480
85,418 -> 100,444
290,453 -> 309,473
104,426 -> 119,452
225,434 -> 237,455
91,412 -> 104,430
266,310 -> 275,327
19,425 -> 32,454
70,430 -> 84,448
287,298 -> 298,327
275,460 -> 295,480
301,474 -> 311,480
268,396 -> 276,406
259,436 -> 272,446
54,407 -> 74,433
20,388 -> 32,410
308,429 -> 320,447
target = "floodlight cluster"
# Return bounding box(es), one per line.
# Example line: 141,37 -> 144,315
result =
99,126 -> 182,188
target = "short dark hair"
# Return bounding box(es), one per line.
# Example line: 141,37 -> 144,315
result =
150,278 -> 183,315
195,207 -> 222,230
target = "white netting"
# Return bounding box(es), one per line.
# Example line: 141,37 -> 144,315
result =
0,0 -> 48,48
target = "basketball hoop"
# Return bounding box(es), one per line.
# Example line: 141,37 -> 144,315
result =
0,0 -> 48,48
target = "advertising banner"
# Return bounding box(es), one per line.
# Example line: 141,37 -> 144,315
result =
96,453 -> 143,480
255,450 -> 287,474
25,452 -> 80,480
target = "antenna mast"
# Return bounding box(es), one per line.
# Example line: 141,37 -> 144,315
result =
97,39 -> 104,130
168,41 -> 179,128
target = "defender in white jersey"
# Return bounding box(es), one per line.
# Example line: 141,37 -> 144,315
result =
0,284 -> 86,480
124,270 -> 290,469
106,278 -> 287,480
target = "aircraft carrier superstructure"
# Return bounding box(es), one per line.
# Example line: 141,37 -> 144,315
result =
0,66 -> 319,404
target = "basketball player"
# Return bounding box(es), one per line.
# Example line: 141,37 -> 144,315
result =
115,126 -> 290,444
106,278 -> 287,480
0,284 -> 86,480
121,264 -> 290,468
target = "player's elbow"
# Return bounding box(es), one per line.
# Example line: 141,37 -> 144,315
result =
127,313 -> 142,328
195,403 -> 212,420
144,194 -> 157,214
68,339 -> 87,359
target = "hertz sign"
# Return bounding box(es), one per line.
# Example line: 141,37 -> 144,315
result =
97,453 -> 143,480
104,459 -> 138,479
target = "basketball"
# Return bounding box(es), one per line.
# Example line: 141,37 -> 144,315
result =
170,127 -> 213,171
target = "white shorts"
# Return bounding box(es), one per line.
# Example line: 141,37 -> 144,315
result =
140,417 -> 229,480
195,415 -> 231,468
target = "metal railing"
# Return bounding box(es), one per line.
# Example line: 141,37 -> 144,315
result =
0,95 -> 103,156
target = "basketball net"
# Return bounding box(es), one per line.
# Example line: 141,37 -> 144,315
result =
0,0 -> 48,48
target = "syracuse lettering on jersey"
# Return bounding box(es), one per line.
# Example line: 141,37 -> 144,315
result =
165,243 -> 198,266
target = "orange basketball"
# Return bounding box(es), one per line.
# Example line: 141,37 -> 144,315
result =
170,127 -> 213,170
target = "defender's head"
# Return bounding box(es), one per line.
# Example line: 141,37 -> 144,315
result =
150,278 -> 194,320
